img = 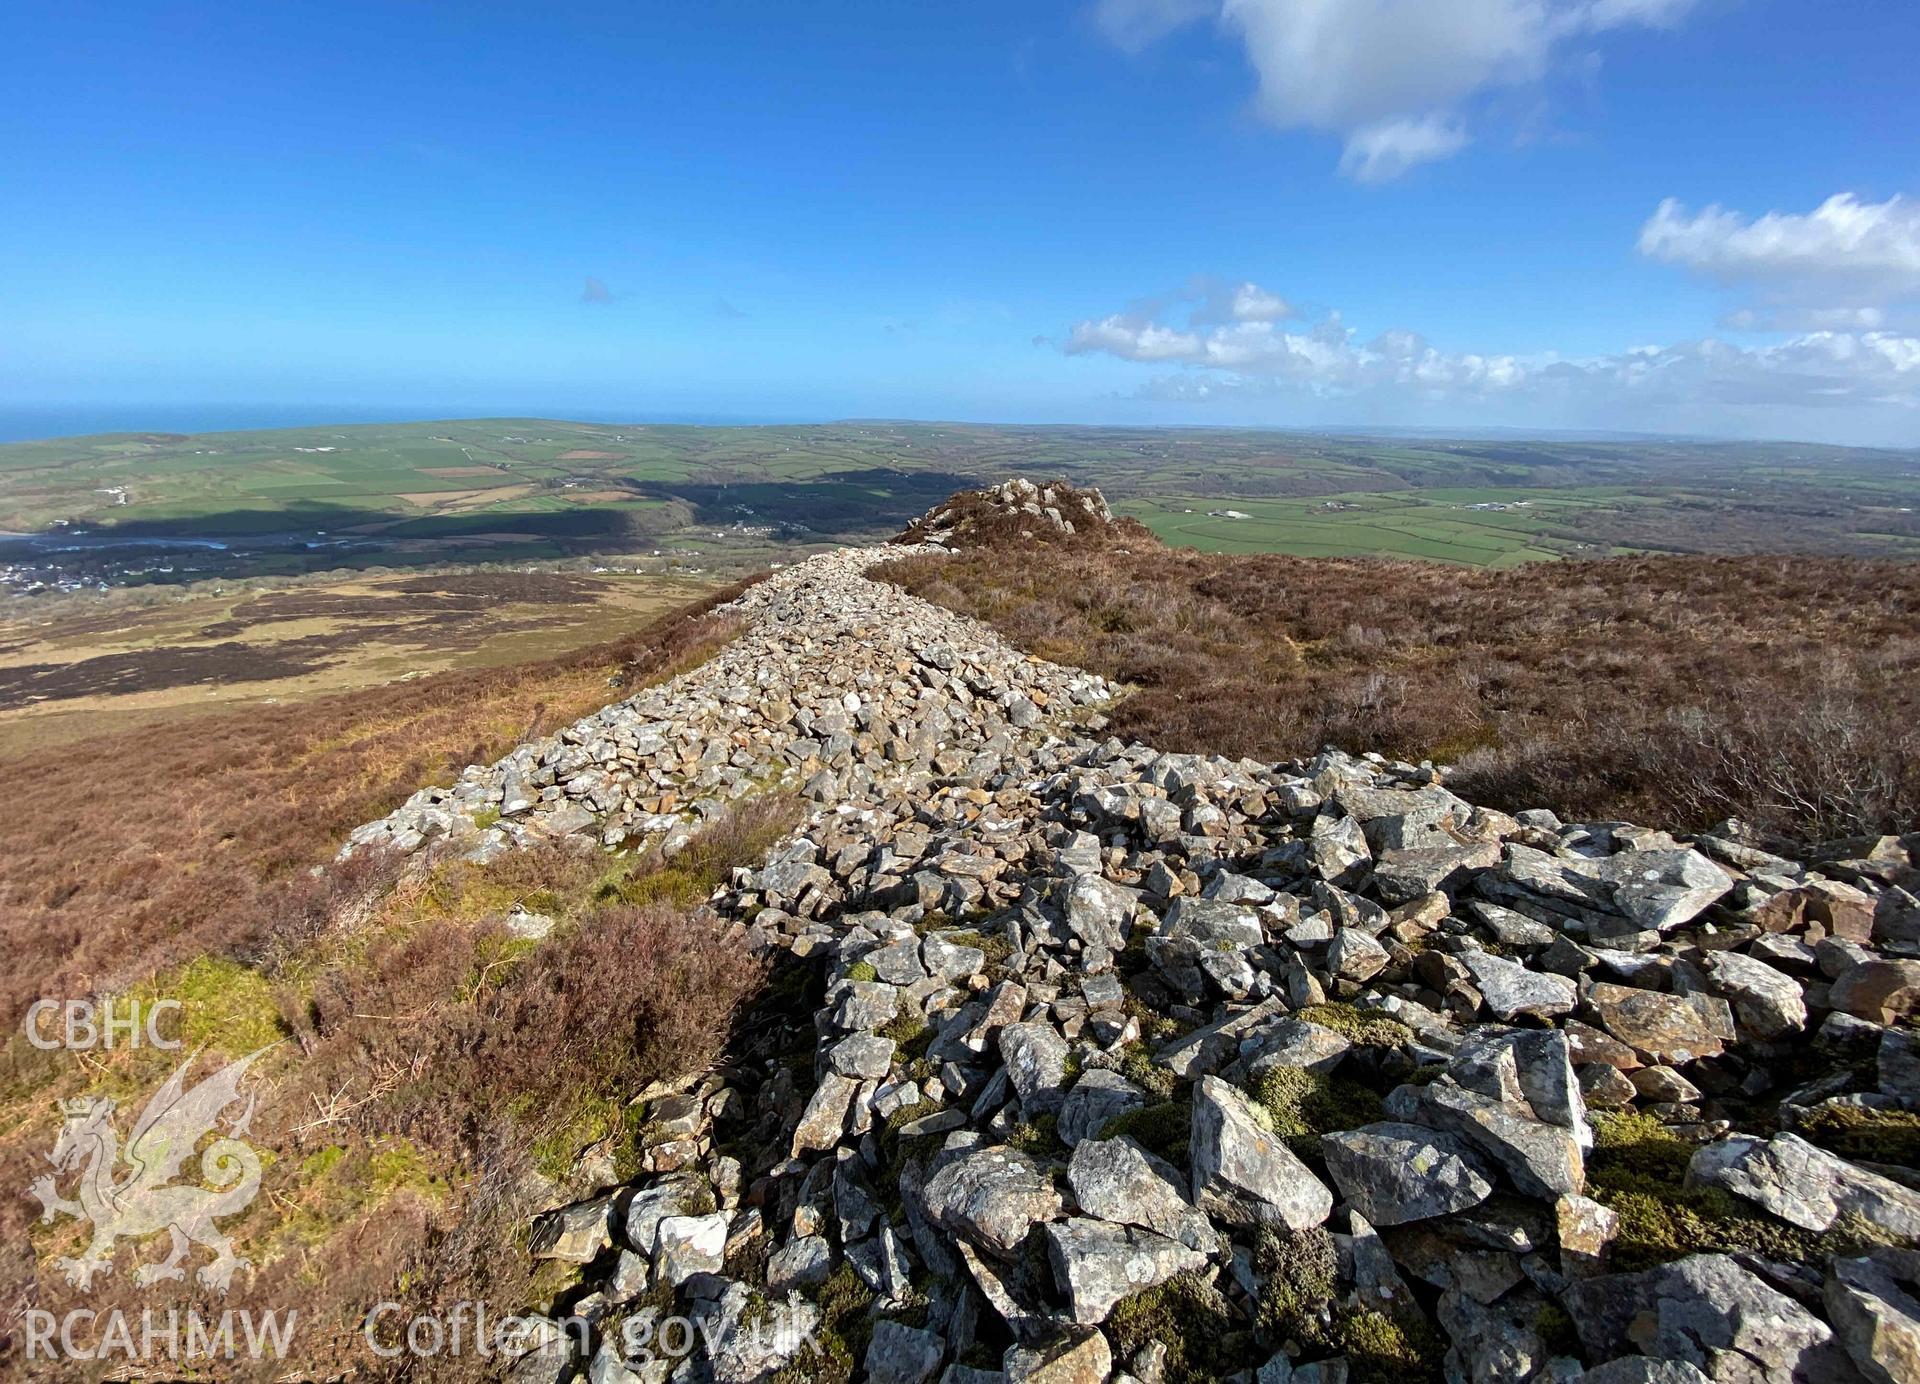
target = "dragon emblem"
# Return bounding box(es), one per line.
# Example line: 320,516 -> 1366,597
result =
29,1046 -> 270,1294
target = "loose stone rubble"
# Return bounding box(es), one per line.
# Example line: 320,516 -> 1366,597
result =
351,484 -> 1920,1383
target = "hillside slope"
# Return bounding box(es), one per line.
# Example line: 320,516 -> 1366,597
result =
6,481 -> 1919,1382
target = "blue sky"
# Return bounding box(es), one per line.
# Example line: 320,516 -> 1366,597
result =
2,1 -> 1916,444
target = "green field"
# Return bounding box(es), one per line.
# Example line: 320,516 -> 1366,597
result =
2,419 -> 1917,577
1121,488 -> 1641,566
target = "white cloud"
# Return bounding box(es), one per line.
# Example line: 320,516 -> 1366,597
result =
1064,282 -> 1920,428
1722,306 -> 1887,333
1338,116 -> 1470,183
1098,0 -> 1704,180
1639,194 -> 1920,298
1224,281 -> 1295,321
1092,0 -> 1216,52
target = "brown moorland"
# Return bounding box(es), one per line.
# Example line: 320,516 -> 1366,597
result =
0,574 -> 753,1032
885,535 -> 1920,846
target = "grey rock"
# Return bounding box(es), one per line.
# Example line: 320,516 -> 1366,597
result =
653,1211 -> 728,1286
1566,1252 -> 1833,1384
925,931 -> 989,981
1577,1360 -> 1712,1384
867,1319 -> 946,1384
1058,1069 -> 1148,1148
1687,1132 -> 1920,1239
792,1071 -> 858,1155
1064,874 -> 1140,949
766,1234 -> 832,1292
1320,1122 -> 1494,1225
829,1033 -> 898,1080
923,1146 -> 1065,1255
1825,1249 -> 1920,1384
1190,1074 -> 1333,1230
1460,949 -> 1577,1020
529,1194 -> 616,1262
1000,1021 -> 1072,1117
1044,1216 -> 1207,1323
1003,1326 -> 1113,1384
1327,928 -> 1389,982
1389,1077 -> 1584,1198
623,1174 -> 707,1255
1067,1136 -> 1217,1251
1706,949 -> 1808,1039
837,981 -> 902,1031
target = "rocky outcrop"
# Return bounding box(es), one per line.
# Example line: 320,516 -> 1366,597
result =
344,498 -> 1920,1383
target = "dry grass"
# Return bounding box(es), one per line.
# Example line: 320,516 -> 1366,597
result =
0,574 -> 757,1033
888,544 -> 1920,844
1,796 -> 792,1380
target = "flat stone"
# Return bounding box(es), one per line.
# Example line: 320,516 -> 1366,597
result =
1044,1217 -> 1207,1323
1067,1136 -> 1216,1252
1588,982 -> 1731,1065
767,1234 -> 832,1292
792,1071 -> 858,1155
1389,1077 -> 1584,1199
1688,1132 -> 1920,1239
836,981 -> 902,1031
529,1195 -> 616,1262
1460,949 -> 1577,1020
866,1319 -> 946,1384
1320,1122 -> 1494,1225
828,1033 -> 897,1080
654,1212 -> 729,1286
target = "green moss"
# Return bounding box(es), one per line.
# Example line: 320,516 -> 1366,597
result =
137,956 -> 288,1056
1534,1305 -> 1580,1358
471,807 -> 501,831
1588,1109 -> 1694,1183
1106,1272 -> 1256,1384
1116,1041 -> 1178,1100
1247,1066 -> 1384,1161
604,867 -> 709,908
1124,993 -> 1187,1042
878,1007 -> 932,1062
1586,1107 -> 1900,1271
1005,1114 -> 1064,1159
1295,1003 -> 1411,1049
276,1137 -> 446,1248
1254,1225 -> 1338,1348
1100,1101 -> 1192,1165
1801,1104 -> 1920,1169
1335,1309 -> 1446,1384
769,1264 -> 874,1384
939,928 -> 1014,966
846,961 -> 879,984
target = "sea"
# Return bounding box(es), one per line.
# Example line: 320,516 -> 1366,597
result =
0,405 -> 810,444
